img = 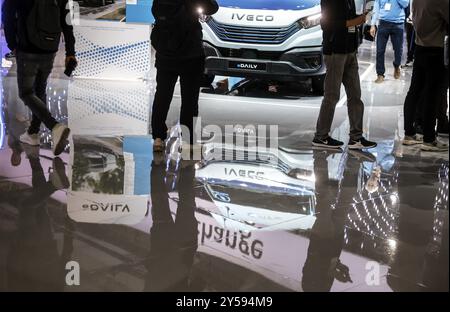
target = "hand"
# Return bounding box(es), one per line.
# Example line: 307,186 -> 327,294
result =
356,13 -> 368,25
65,55 -> 77,67
347,14 -> 367,28
370,25 -> 377,38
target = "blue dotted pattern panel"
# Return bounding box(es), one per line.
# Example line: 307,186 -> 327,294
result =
74,32 -> 151,79
69,79 -> 151,123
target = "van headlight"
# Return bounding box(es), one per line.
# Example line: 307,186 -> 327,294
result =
287,169 -> 316,182
298,13 -> 322,29
198,7 -> 211,23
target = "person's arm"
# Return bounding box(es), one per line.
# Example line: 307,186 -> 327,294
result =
60,0 -> 76,58
2,0 -> 18,52
321,0 -> 366,30
371,0 -> 380,26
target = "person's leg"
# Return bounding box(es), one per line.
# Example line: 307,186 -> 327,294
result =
422,49 -> 447,143
405,23 -> 413,63
410,31 -> 416,61
28,55 -> 56,135
179,58 -> 203,144
404,48 -> 426,137
406,24 -> 416,63
151,69 -> 179,141
22,158 -> 57,209
342,53 -> 364,141
376,23 -> 390,77
437,71 -> 449,134
174,163 -> 197,248
16,53 -> 58,133
314,54 -> 347,141
391,23 -> 404,71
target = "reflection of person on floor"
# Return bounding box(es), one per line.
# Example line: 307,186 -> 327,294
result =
387,156 -> 449,291
144,157 -> 199,292
3,60 -> 30,167
302,150 -> 375,291
5,151 -> 72,291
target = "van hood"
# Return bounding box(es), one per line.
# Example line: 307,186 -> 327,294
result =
212,0 -> 321,28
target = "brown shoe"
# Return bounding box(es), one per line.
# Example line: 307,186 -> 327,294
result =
374,75 -> 385,84
394,67 -> 401,79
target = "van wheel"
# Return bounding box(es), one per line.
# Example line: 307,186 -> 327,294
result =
201,74 -> 215,87
311,75 -> 325,96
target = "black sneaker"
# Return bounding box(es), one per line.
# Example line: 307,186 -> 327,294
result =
312,137 -> 344,149
5,51 -> 15,59
348,149 -> 377,162
348,137 -> 377,150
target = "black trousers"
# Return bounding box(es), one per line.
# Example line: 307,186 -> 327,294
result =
404,46 -> 447,143
145,162 -> 197,292
16,51 -> 58,134
151,57 -> 204,144
405,22 -> 416,63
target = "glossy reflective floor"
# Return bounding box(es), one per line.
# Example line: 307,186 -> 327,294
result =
0,40 -> 448,292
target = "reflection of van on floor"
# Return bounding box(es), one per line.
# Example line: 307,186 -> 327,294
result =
195,144 -> 321,231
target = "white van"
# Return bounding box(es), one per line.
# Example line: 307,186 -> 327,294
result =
201,0 -> 368,95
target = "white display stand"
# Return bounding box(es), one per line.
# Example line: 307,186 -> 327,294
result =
73,20 -> 152,81
68,19 -> 153,225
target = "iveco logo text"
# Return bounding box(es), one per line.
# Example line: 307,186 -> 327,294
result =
82,203 -> 130,212
237,63 -> 259,69
231,13 -> 274,22
225,168 -> 265,180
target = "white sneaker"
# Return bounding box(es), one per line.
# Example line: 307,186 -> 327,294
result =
153,138 -> 165,153
22,144 -> 40,159
402,134 -> 423,146
52,123 -> 71,156
19,132 -> 40,146
421,140 -> 449,152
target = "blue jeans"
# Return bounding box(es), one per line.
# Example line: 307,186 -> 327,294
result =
376,20 -> 404,76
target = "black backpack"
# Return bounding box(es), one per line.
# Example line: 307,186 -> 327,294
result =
151,0 -> 196,57
26,0 -> 62,51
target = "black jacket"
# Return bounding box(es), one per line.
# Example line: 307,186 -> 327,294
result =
2,0 -> 76,56
321,0 -> 359,55
152,0 -> 219,69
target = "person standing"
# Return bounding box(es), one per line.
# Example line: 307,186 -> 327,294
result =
370,0 -> 410,83
3,0 -> 77,156
151,0 -> 218,152
402,0 -> 449,151
1,0 -> 15,59
312,0 -> 377,150
402,3 -> 415,68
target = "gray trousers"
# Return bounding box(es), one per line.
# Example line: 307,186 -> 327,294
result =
315,52 -> 364,141
17,51 -> 57,134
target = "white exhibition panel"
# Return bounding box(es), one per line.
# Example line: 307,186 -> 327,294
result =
73,20 -> 152,80
67,79 -> 151,136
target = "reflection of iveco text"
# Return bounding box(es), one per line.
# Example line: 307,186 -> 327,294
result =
201,0 -> 367,95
